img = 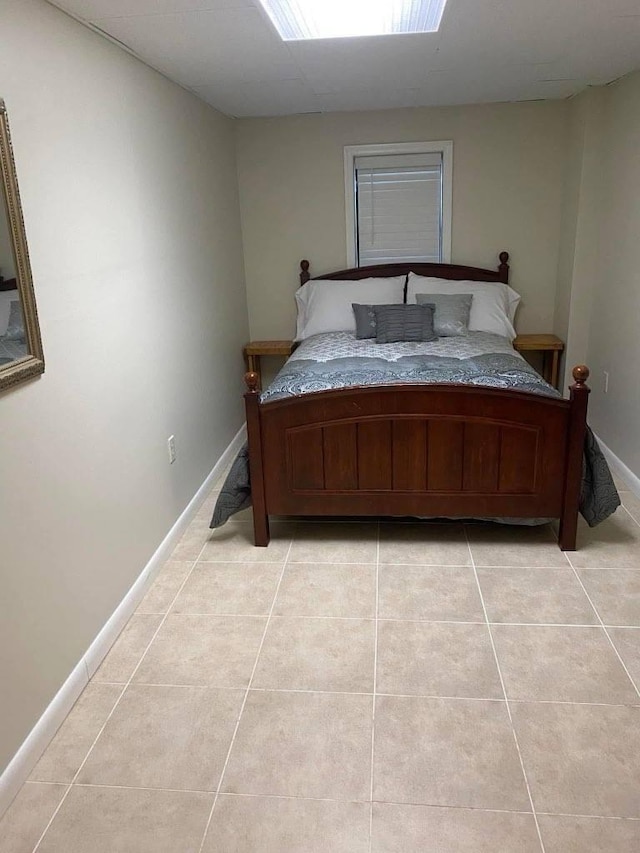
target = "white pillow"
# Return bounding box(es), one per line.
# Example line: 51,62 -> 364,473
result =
295,276 -> 405,341
406,273 -> 520,340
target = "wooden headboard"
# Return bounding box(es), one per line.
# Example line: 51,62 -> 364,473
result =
299,252 -> 510,287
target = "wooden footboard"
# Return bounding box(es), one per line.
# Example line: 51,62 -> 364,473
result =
244,367 -> 590,551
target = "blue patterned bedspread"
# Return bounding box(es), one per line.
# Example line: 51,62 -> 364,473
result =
261,331 -> 554,401
212,332 -> 619,528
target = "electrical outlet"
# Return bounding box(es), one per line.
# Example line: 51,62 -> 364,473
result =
603,371 -> 609,394
167,435 -> 176,464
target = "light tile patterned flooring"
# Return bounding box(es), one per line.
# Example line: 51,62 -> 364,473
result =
3,473 -> 640,852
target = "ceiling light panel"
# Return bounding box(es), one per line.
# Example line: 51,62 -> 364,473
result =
258,0 -> 447,41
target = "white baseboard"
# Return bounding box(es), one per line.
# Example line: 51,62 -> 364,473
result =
595,433 -> 640,499
0,424 -> 246,819
0,659 -> 88,819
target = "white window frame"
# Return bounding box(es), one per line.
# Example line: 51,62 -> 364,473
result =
344,140 -> 453,267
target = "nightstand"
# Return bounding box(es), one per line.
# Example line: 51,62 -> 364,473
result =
243,340 -> 294,384
513,334 -> 564,389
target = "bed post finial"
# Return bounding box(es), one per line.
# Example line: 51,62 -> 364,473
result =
571,365 -> 590,389
300,259 -> 310,286
244,371 -> 260,394
498,251 -> 510,283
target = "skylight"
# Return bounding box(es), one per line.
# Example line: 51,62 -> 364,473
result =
257,0 -> 448,41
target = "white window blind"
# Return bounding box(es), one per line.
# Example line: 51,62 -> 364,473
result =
354,152 -> 443,266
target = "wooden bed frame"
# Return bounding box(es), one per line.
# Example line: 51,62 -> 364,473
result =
244,253 -> 590,550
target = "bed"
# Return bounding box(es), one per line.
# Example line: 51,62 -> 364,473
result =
216,253 -> 619,550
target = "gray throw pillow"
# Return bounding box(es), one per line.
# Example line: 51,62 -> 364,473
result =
352,303 -> 378,339
5,300 -> 26,343
374,304 -> 438,344
415,292 -> 473,336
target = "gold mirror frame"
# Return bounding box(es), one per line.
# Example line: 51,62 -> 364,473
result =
0,99 -> 44,392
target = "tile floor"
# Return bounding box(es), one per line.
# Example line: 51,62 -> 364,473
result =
3,473 -> 640,852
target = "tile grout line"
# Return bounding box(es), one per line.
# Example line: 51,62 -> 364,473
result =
191,557 -> 467,567
564,553 -> 640,700
463,528 -> 547,853
150,613 -> 376,622
196,536 -> 295,853
177,556 -> 640,570
224,792 -> 639,820
72,782 -> 215,795
535,809 -> 640,822
25,779 -> 640,821
30,536 -> 214,853
23,782 -> 72,835
621,504 -> 640,531
64,677 -> 640,705
58,680 -> 640,706
116,613 -> 640,628
368,521 -> 380,853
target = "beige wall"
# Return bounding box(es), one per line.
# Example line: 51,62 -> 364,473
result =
553,93 -> 589,370
553,87 -> 606,391
584,71 -> 640,475
236,101 -> 568,340
0,0 -> 248,773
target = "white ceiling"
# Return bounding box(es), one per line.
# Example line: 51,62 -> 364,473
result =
51,0 -> 640,117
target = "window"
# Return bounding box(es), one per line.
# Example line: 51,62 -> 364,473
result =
344,142 -> 452,267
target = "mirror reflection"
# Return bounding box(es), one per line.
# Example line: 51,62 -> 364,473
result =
0,98 -> 44,391
0,200 -> 27,366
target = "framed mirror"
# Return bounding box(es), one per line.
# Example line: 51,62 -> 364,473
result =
0,99 -> 44,392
